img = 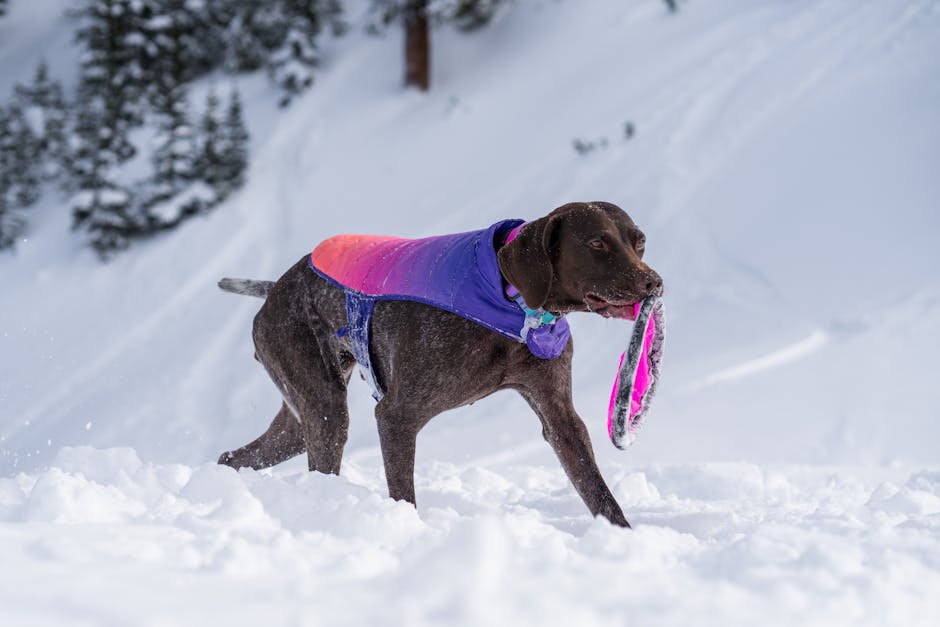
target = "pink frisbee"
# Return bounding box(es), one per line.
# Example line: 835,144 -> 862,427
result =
607,296 -> 665,449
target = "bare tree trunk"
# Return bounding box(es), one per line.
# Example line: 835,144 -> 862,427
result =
403,0 -> 430,90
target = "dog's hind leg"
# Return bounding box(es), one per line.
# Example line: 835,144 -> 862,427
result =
218,277 -> 354,474
218,401 -> 305,470
218,348 -> 354,473
294,338 -> 356,476
246,363 -> 351,475
254,318 -> 353,475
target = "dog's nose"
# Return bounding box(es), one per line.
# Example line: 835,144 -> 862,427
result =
645,272 -> 664,296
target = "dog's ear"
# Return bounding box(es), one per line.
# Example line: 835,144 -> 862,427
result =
497,214 -> 561,310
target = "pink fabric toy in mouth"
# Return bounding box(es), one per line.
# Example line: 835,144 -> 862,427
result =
607,296 -> 665,449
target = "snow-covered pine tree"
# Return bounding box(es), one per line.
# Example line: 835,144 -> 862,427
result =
269,0 -> 343,107
195,86 -> 248,204
210,1 -> 341,105
14,60 -> 70,182
113,0 -> 344,108
0,61 -> 66,251
218,87 -> 249,198
186,0 -> 231,76
197,86 -> 226,200
0,107 -> 26,250
69,101 -> 136,257
70,0 -> 149,255
73,0 -> 148,144
0,104 -> 42,210
220,0 -> 284,73
138,0 -> 207,100
141,0 -> 207,228
436,0 -> 506,32
193,86 -> 249,205
0,104 -> 43,250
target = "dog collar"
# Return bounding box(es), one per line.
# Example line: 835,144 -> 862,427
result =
506,283 -> 562,342
505,283 -> 558,326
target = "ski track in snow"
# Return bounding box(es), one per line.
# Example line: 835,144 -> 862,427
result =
2,0 -> 940,624
650,0 -> 937,220
685,329 -> 829,391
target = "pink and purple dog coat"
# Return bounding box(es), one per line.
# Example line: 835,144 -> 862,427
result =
309,220 -> 571,400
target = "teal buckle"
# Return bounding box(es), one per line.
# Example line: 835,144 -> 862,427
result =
526,309 -> 555,325
506,283 -> 561,340
511,294 -> 557,328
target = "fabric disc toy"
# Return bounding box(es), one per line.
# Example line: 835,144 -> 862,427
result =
607,296 -> 665,449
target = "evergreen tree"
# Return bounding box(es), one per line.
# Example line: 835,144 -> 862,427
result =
436,0 -> 505,32
220,0 -> 286,73
0,61 -> 68,251
219,87 -> 249,197
269,0 -> 343,107
0,108 -> 26,250
70,0 -> 148,254
138,0 -> 206,101
69,100 -> 136,257
0,104 -> 42,208
14,61 -> 70,182
0,0 -> 7,19
195,86 -> 249,204
73,0 -> 148,143
197,86 -> 226,198
214,1 -> 341,105
141,0 -> 203,226
0,104 -> 43,250
145,86 -> 201,227
186,0 -> 231,76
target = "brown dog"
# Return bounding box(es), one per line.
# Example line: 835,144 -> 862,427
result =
217,202 -> 662,527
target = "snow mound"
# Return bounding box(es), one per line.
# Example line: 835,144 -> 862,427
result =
1,447 -> 939,626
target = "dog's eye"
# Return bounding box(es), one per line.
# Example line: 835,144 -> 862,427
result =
589,239 -> 606,250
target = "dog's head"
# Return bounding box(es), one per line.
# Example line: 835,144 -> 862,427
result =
497,202 -> 663,318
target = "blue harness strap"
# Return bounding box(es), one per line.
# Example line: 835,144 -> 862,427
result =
340,292 -> 384,401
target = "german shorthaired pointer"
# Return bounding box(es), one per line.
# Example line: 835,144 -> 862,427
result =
217,201 -> 663,527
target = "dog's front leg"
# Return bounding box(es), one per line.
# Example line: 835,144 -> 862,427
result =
375,403 -> 418,505
520,389 -> 630,528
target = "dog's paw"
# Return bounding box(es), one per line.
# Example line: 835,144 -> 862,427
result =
598,497 -> 632,528
217,451 -> 240,468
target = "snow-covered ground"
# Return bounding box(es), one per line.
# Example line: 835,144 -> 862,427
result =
3,447 -> 940,626
2,0 -> 939,625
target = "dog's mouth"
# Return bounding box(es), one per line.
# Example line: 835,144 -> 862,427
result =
584,293 -> 638,320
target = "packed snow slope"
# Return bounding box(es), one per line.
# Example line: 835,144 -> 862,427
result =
1,1 -> 939,625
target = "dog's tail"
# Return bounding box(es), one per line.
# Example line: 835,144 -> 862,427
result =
218,278 -> 275,299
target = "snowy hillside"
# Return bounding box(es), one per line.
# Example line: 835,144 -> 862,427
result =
2,0 -> 939,625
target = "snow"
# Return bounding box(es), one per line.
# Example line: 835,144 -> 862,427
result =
2,0 -> 940,625
147,181 -> 216,223
1,447 -> 939,626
